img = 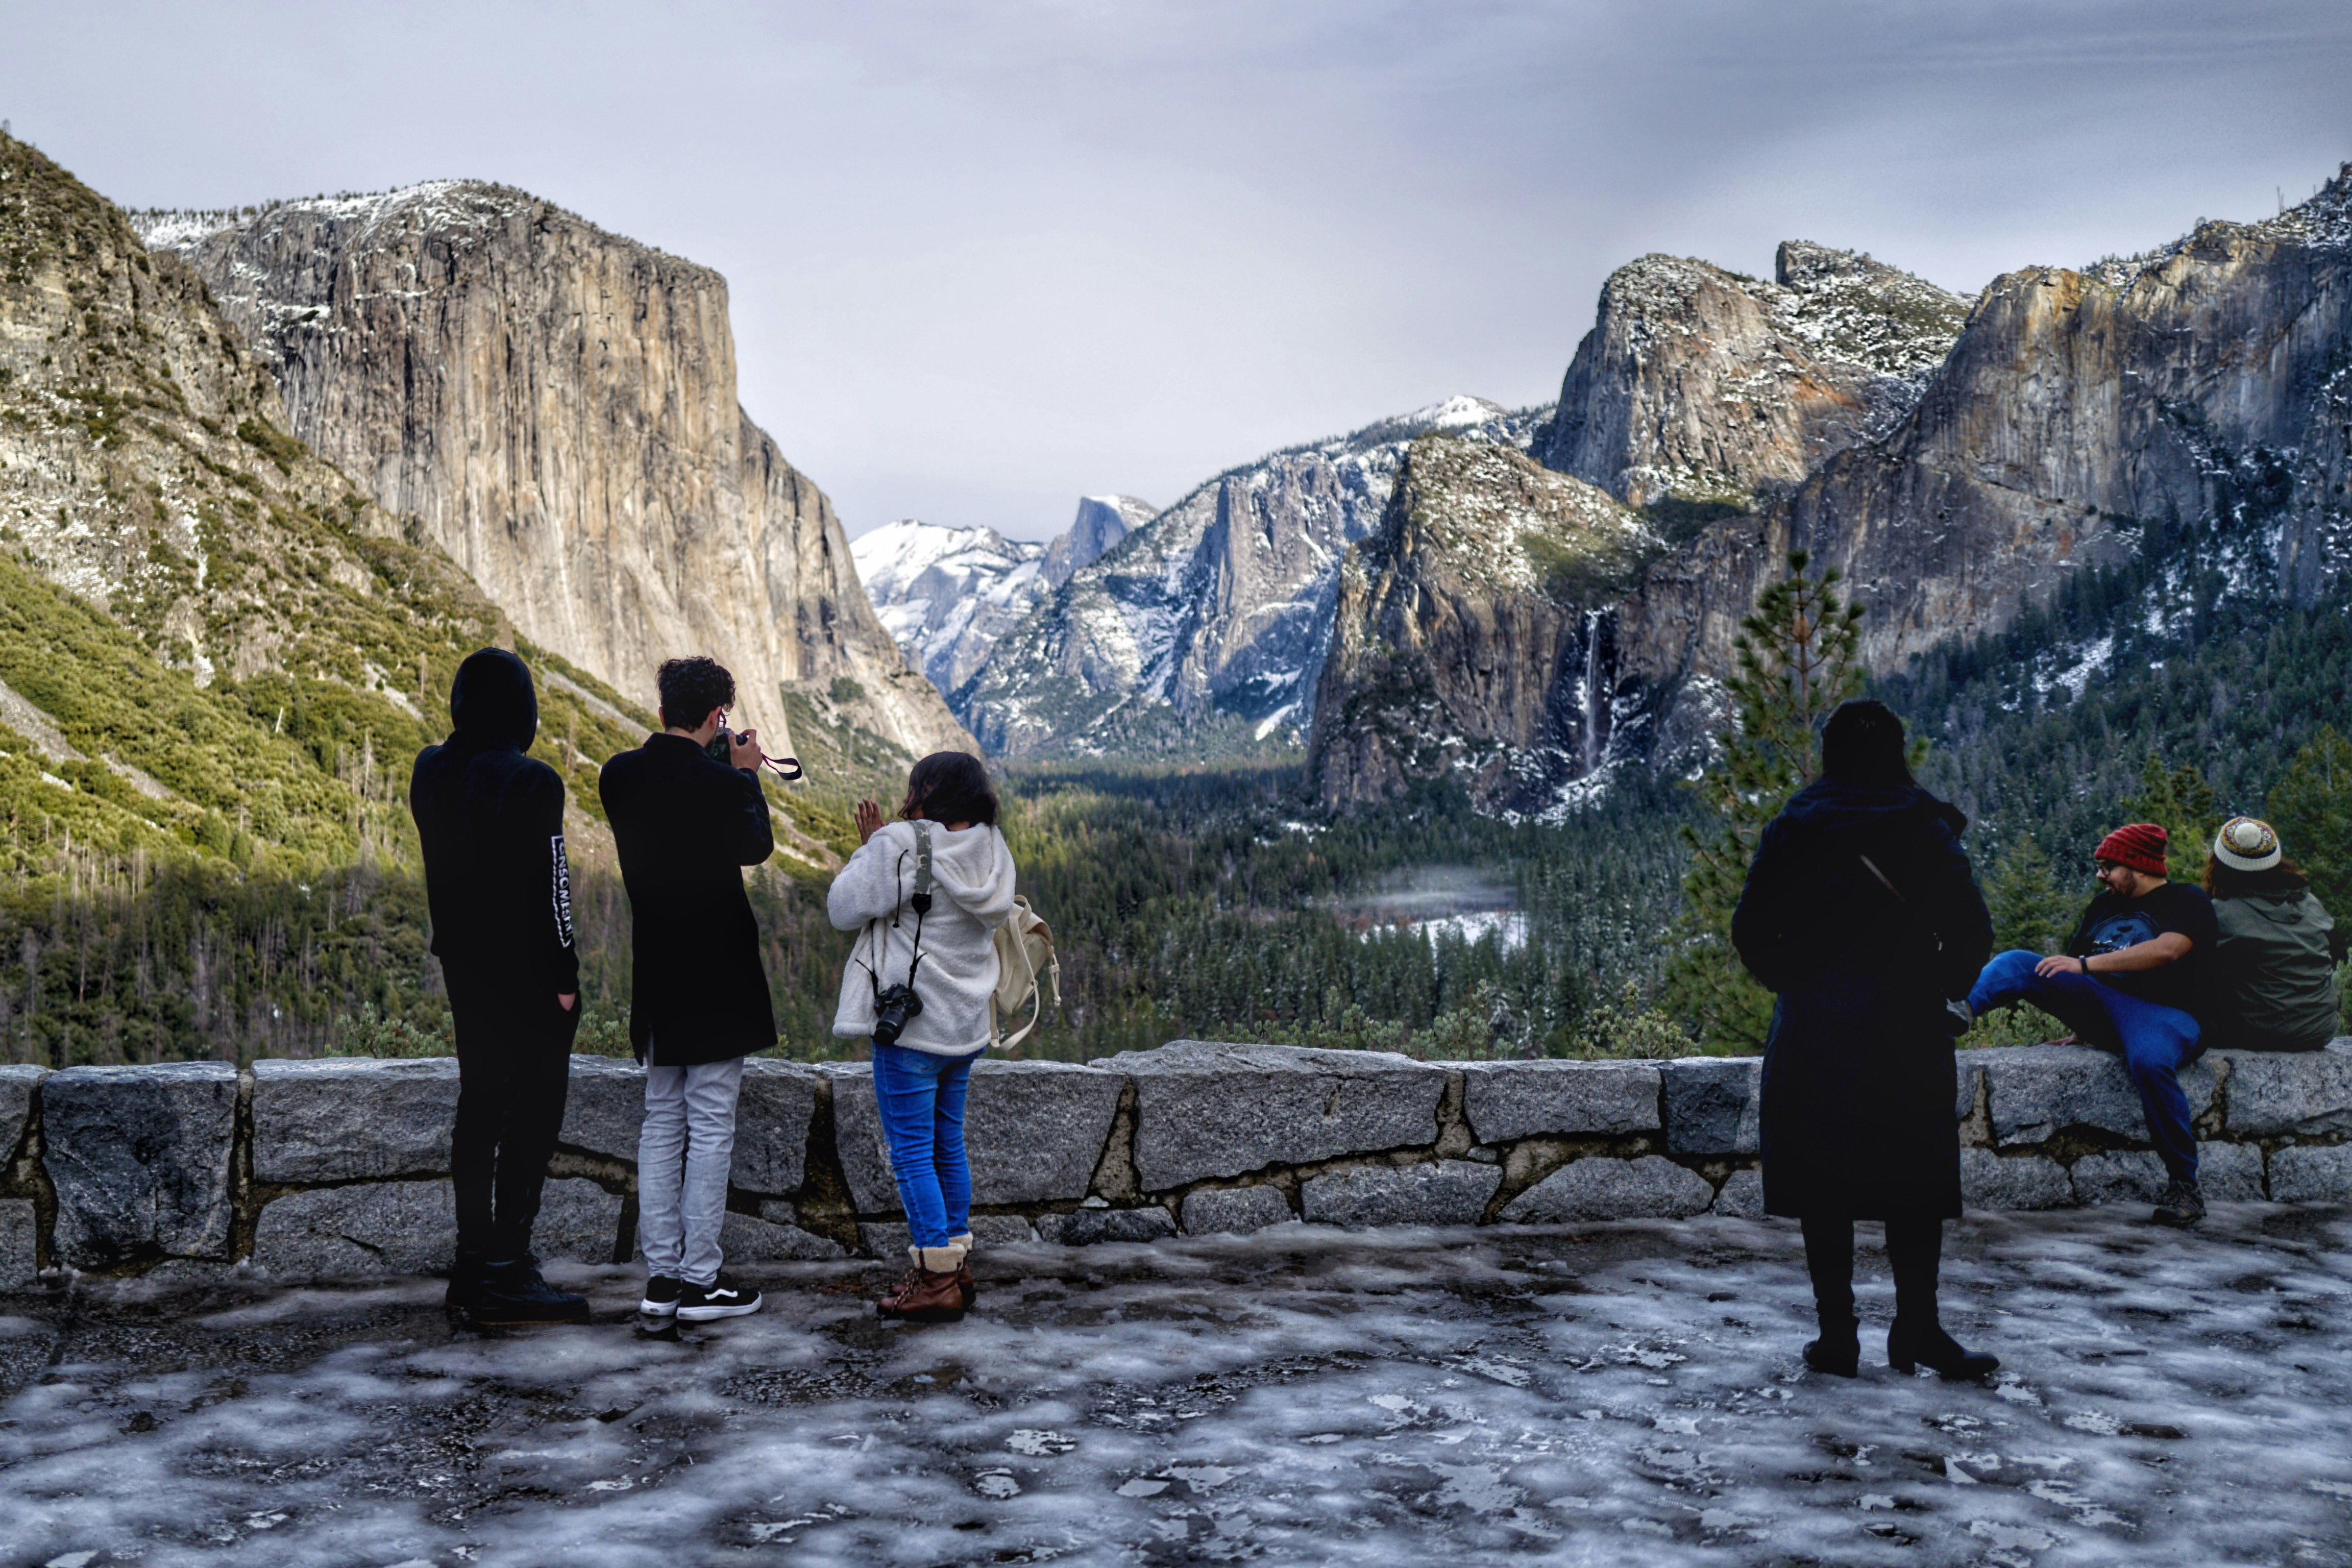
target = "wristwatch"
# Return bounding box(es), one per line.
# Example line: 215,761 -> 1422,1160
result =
2079,955 -> 2091,974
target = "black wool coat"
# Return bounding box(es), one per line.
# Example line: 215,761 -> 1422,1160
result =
599,733 -> 777,1065
1731,779 -> 1993,1220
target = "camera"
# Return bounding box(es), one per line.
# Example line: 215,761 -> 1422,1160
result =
704,723 -> 805,781
871,982 -> 924,1046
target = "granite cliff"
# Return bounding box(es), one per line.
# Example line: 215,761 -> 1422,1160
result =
1308,438 -> 1656,811
962,397 -> 1546,758
1313,173 -> 2352,809
0,133 -> 659,870
137,183 -> 968,767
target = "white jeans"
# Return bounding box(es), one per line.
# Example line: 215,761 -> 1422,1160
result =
637,1057 -> 743,1287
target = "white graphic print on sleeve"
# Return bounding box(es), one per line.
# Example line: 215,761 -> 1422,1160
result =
550,834 -> 576,949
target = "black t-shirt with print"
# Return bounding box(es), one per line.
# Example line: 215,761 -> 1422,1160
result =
2066,880 -> 2219,1016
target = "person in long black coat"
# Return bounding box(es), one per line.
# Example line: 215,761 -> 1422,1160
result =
1731,700 -> 1997,1380
409,648 -> 589,1326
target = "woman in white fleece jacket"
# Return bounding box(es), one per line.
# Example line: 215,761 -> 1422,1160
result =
828,751 -> 1016,1322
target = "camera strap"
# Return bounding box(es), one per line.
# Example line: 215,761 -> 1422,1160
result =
866,821 -> 936,1001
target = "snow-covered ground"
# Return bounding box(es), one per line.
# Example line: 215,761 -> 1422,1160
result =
4,1205 -> 2349,1566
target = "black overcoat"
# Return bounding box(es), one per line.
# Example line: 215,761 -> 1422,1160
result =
1731,779 -> 1993,1220
599,733 -> 777,1065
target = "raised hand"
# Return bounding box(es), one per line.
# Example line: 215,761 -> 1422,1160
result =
854,798 -> 884,845
728,726 -> 766,772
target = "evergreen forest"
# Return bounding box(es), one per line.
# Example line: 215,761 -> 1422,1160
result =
1,512 -> 2347,1069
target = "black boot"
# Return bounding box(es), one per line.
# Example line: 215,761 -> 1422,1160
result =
470,1256 -> 590,1327
1799,1214 -> 1859,1377
1804,1316 -> 1860,1377
445,1248 -> 489,1314
1882,1215 -> 1996,1379
1888,1319 -> 1999,1381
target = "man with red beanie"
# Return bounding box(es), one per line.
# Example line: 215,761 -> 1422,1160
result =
1966,822 -> 2218,1226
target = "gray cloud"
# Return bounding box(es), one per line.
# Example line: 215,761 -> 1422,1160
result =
5,1 -> 2347,537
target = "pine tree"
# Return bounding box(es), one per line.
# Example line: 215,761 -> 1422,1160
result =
2124,754 -> 2220,883
1983,833 -> 2079,954
1661,551 -> 1867,1053
2269,724 -> 2352,955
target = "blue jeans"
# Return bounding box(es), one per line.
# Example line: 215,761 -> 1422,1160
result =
871,1044 -> 976,1251
1967,949 -> 2204,1183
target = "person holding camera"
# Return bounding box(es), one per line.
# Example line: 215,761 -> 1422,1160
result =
828,751 -> 1017,1324
409,647 -> 589,1327
600,656 -> 777,1323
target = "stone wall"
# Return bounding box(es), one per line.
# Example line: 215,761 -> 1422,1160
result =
3,1039 -> 2346,1289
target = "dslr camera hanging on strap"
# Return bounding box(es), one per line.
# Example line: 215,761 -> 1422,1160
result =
869,822 -> 933,1047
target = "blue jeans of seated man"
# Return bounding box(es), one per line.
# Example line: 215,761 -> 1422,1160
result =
872,1044 -> 976,1251
1967,949 -> 2204,1183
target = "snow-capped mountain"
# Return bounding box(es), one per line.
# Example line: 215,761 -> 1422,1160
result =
853,496 -> 1153,698
960,396 -> 1551,758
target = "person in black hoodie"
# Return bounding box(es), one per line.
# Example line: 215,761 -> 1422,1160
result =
599,656 -> 777,1323
1731,700 -> 1997,1381
409,648 -> 589,1326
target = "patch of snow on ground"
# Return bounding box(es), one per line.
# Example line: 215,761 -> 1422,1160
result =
3,1206 -> 2351,1564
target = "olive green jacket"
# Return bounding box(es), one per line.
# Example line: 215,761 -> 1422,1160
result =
2209,891 -> 2340,1051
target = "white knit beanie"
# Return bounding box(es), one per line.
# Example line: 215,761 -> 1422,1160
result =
2213,816 -> 2282,872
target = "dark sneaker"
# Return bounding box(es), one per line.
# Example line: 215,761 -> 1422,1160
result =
445,1249 -> 489,1314
677,1273 -> 763,1321
640,1276 -> 684,1317
2152,1180 -> 2206,1228
470,1257 -> 591,1327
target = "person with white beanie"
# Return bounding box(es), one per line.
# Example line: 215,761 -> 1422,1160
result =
828,751 -> 1017,1323
2204,816 -> 2341,1053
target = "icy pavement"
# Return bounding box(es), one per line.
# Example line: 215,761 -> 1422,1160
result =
3,1208 -> 2350,1567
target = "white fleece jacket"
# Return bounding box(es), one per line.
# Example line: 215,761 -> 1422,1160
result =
827,819 -> 1018,1054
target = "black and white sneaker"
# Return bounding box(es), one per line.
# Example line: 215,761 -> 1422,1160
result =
676,1273 -> 763,1321
640,1276 -> 683,1317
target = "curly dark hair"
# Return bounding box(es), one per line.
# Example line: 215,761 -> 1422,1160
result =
899,750 -> 999,828
656,656 -> 736,730
2203,855 -> 2310,899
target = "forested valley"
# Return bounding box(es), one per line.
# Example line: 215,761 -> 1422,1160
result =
1,514 -> 2347,1071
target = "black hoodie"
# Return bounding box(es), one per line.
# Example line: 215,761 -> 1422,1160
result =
409,649 -> 580,997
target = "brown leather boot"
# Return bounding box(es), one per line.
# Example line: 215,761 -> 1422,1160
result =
954,1260 -> 976,1310
877,1266 -> 966,1322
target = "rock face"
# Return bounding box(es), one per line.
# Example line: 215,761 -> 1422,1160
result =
1316,176 -> 2352,803
1041,495 -> 1154,588
1179,1185 -> 1295,1236
42,1062 -> 238,1266
0,135 -> 500,718
1307,436 -> 1658,811
1532,242 -> 1970,510
964,398 -> 1547,758
138,182 -> 968,761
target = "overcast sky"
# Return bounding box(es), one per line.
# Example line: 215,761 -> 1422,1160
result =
6,2 -> 2350,540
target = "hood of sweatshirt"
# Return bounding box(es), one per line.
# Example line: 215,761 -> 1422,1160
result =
882,818 -> 1016,920
448,648 -> 538,752
1775,777 -> 1968,842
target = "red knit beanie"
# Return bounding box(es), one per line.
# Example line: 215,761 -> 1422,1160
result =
2095,822 -> 2169,877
